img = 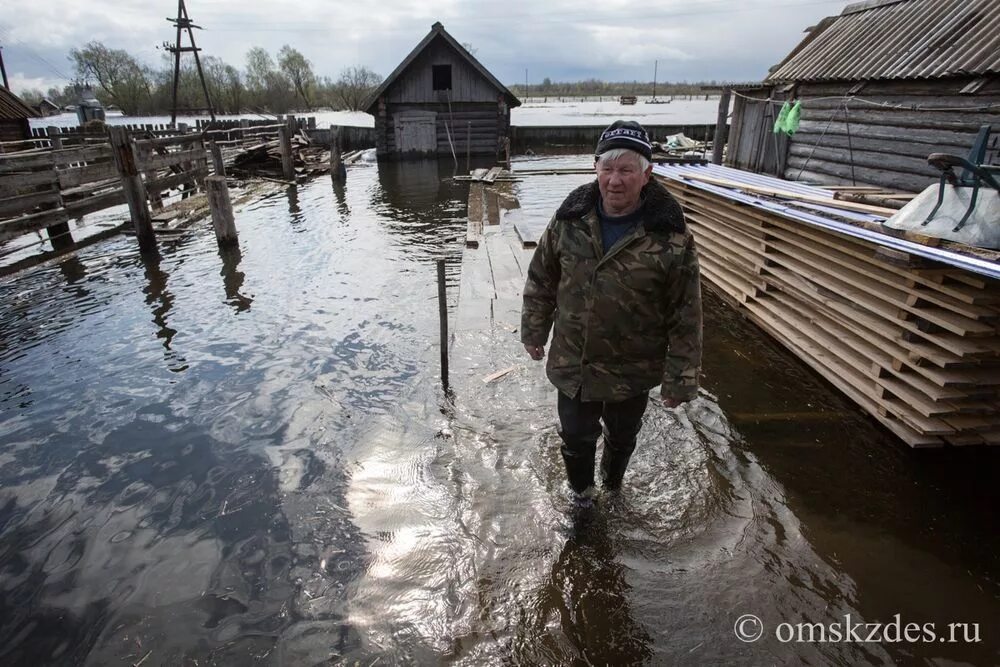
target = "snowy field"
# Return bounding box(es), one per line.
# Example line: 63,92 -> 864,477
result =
30,97 -> 723,131
512,97 -> 722,126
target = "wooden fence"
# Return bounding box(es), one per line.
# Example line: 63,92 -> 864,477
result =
0,116 -> 324,262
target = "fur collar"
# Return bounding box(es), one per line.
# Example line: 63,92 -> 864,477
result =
555,178 -> 686,234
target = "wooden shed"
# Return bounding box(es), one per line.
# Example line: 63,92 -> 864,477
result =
724,0 -> 1000,192
0,87 -> 38,145
364,22 -> 520,160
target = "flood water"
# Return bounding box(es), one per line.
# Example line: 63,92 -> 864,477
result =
1,156 -> 998,666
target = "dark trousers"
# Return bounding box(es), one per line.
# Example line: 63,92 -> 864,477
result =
557,390 -> 650,493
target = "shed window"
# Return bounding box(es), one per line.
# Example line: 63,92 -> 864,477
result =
432,65 -> 452,91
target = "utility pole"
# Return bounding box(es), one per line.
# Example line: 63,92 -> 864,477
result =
0,43 -> 9,90
166,0 -> 215,126
652,60 -> 658,101
524,68 -> 528,99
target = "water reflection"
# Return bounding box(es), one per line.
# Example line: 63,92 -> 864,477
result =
332,178 -> 350,219
57,256 -> 88,286
140,255 -> 181,361
218,246 -> 253,313
0,401 -> 298,664
516,514 -> 653,665
285,185 -> 304,225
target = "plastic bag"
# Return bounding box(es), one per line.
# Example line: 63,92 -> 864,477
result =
773,101 -> 790,134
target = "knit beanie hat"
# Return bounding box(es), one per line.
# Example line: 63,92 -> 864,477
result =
595,120 -> 652,161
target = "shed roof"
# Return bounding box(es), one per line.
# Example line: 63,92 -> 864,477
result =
766,0 -> 1000,83
0,87 -> 39,120
363,22 -> 521,113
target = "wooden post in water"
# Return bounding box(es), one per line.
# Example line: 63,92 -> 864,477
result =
330,126 -> 345,182
42,126 -> 73,250
210,140 -> 225,176
437,259 -> 449,391
108,126 -> 157,255
205,175 -> 238,246
278,125 -> 295,182
712,89 -> 731,165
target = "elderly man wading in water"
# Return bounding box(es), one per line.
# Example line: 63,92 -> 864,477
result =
520,120 -> 703,503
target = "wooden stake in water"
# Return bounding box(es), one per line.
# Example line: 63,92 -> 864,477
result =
205,175 -> 238,247
437,259 -> 449,391
278,126 -> 295,181
330,126 -> 346,182
108,126 -> 157,255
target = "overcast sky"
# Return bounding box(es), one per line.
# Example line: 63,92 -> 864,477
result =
2,0 -> 849,95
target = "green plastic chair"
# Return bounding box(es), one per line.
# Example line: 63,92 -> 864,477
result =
923,125 -> 1000,231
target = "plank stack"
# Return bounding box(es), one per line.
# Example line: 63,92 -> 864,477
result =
655,168 -> 1000,447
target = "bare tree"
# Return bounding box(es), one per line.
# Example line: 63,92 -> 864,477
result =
244,47 -> 292,113
70,41 -> 153,114
278,45 -> 316,111
335,66 -> 382,111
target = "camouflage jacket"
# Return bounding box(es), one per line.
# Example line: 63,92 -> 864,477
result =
521,178 -> 702,402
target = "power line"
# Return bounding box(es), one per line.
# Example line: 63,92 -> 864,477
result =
0,25 -> 74,82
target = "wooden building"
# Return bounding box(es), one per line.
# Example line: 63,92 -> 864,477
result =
364,22 -> 520,159
0,87 -> 38,144
724,0 -> 1000,192
37,98 -> 61,117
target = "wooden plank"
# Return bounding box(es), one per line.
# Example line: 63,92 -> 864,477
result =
139,148 -> 206,172
147,166 -> 210,191
679,172 -> 898,216
0,170 -> 59,197
745,294 -> 944,445
57,161 -> 117,189
0,190 -> 61,218
135,134 -> 204,149
764,245 -> 1000,356
758,217 -> 1000,322
466,182 -> 484,248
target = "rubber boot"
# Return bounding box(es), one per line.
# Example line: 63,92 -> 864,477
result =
560,445 -> 596,495
599,433 -> 638,491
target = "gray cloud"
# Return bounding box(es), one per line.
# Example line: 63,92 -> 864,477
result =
1,0 -> 845,94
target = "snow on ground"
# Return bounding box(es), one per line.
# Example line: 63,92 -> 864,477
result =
31,98 -> 723,131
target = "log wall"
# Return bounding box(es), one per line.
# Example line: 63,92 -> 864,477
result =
726,77 -> 1000,192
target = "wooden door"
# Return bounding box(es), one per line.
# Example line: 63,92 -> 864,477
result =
394,110 -> 437,155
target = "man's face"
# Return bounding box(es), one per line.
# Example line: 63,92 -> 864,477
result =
596,153 -> 652,216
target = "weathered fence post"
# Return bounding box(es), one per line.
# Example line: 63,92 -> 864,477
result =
138,140 -> 164,211
330,126 -> 345,182
437,259 -> 449,392
41,126 -> 73,249
712,89 -> 731,165
205,175 -> 238,247
210,140 -> 225,176
466,121 -> 471,172
46,126 -> 62,150
278,126 -> 295,182
108,126 -> 157,254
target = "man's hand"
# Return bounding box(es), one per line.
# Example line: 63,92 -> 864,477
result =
524,344 -> 545,361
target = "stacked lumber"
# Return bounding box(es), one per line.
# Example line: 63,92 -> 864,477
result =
230,133 -> 331,179
657,172 -> 1000,448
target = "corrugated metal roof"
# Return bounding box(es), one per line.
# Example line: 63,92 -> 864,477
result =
0,87 -> 39,120
766,0 -> 1000,83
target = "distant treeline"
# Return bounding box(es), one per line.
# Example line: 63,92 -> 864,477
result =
509,78 -> 722,99
17,41 -> 382,116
